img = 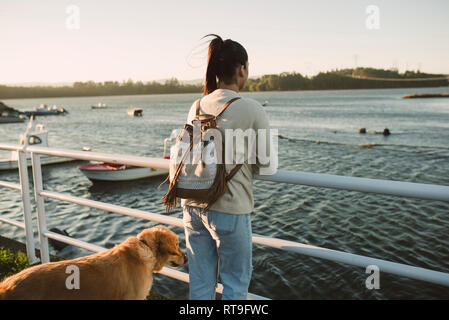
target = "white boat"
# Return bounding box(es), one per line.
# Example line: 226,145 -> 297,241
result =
0,117 -> 77,171
79,162 -> 168,181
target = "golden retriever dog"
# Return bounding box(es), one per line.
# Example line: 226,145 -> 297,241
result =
0,225 -> 187,300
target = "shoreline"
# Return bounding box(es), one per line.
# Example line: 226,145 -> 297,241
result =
403,92 -> 449,99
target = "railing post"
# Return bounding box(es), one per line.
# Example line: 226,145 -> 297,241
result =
17,150 -> 40,265
31,152 -> 50,263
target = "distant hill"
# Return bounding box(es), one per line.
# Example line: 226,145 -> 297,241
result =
3,78 -> 204,87
246,68 -> 449,91
180,78 -> 203,85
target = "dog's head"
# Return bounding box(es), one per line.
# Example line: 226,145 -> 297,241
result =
137,225 -> 187,272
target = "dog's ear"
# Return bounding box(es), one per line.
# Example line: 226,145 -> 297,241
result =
122,236 -> 155,262
137,225 -> 179,256
157,230 -> 179,256
149,225 -> 179,256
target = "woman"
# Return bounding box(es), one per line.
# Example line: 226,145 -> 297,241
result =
182,34 -> 272,300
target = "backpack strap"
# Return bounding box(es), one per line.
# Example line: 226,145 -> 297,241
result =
195,97 -> 241,118
216,97 -> 241,118
218,97 -> 242,181
225,164 -> 243,181
195,99 -> 201,117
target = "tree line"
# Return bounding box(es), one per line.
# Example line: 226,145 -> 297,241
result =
0,68 -> 447,99
245,68 -> 448,91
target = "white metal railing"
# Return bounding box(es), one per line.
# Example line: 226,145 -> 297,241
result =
1,143 -> 449,300
0,144 -> 39,265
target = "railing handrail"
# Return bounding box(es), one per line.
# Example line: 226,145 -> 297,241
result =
1,143 -> 449,299
3,143 -> 448,203
0,143 -> 25,152
18,144 -> 449,203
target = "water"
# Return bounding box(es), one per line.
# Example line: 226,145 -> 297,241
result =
1,87 -> 449,299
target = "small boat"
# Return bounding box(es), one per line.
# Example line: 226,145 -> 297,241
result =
127,107 -> 143,117
24,104 -> 69,116
262,100 -> 269,106
0,101 -> 26,123
0,117 -> 78,171
91,103 -> 107,109
79,162 -> 167,181
79,137 -> 171,182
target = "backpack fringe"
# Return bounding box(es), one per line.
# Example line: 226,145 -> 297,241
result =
162,180 -> 179,212
161,141 -> 192,212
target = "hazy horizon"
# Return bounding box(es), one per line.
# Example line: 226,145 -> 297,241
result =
1,0 -> 448,84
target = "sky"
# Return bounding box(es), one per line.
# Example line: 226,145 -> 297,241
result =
1,0 -> 448,84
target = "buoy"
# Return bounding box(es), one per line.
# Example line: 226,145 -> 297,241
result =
383,128 -> 390,136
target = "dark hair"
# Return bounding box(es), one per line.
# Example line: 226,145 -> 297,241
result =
202,34 -> 248,96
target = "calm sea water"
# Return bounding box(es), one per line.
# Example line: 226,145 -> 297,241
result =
1,87 -> 449,299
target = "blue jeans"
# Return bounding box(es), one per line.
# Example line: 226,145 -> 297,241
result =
183,205 -> 253,300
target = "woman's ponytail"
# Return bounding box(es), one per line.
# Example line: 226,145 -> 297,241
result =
201,34 -> 248,96
203,34 -> 224,96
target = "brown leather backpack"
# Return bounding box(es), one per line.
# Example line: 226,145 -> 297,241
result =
162,97 -> 242,212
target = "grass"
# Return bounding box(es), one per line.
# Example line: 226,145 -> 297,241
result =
0,246 -> 29,282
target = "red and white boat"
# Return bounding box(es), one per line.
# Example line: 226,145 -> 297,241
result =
79,162 -> 168,182
79,137 -> 172,182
